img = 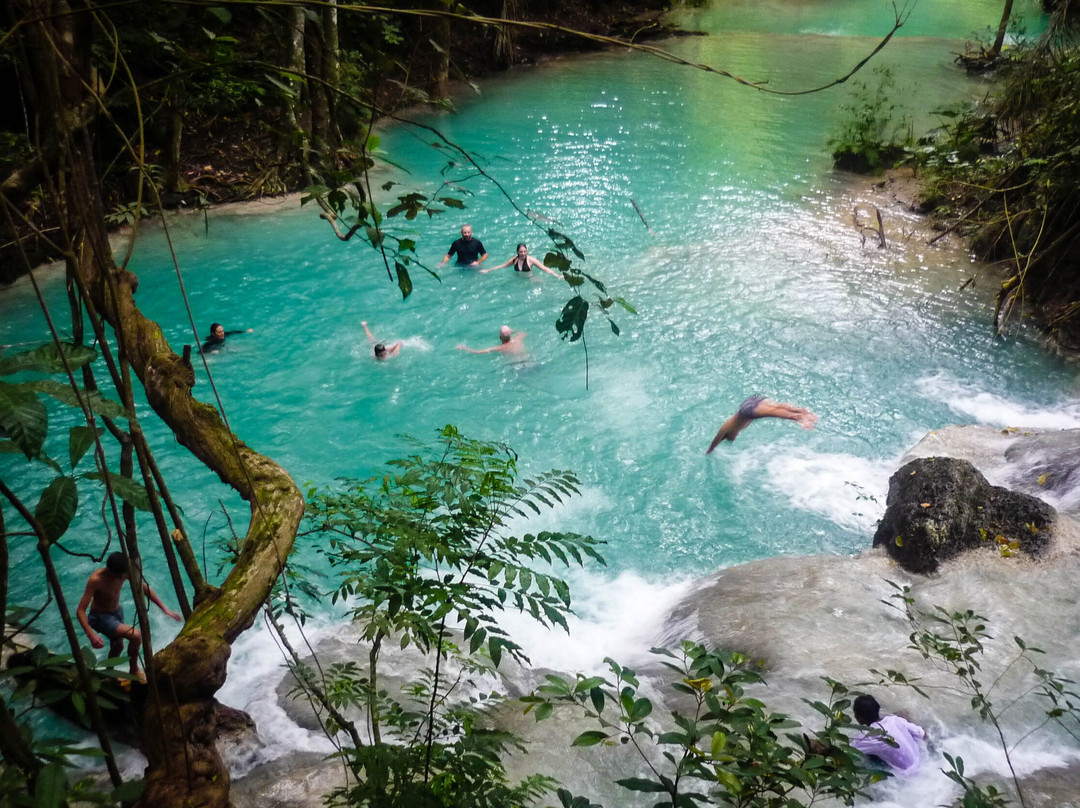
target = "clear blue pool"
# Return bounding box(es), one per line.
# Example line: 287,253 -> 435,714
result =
1,0 -> 1072,626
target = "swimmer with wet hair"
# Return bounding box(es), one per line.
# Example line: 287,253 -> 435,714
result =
201,322 -> 253,353
456,325 -> 527,357
362,321 -> 402,360
706,396 -> 817,452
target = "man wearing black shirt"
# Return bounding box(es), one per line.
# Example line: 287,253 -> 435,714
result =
437,224 -> 488,268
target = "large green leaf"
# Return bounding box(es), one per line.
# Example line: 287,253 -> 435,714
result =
69,425 -> 104,470
614,778 -> 668,793
82,471 -> 152,511
18,380 -> 128,419
571,730 -> 608,747
32,762 -> 68,808
395,262 -> 413,300
555,296 -> 589,343
0,342 -> 97,376
34,476 -> 79,542
0,382 -> 48,459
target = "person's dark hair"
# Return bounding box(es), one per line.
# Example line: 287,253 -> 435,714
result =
853,694 -> 881,725
106,552 -> 128,576
209,322 -> 222,335
516,243 -> 527,251
374,343 -> 386,358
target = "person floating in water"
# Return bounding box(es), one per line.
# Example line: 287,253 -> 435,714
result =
362,321 -> 402,360
437,224 -> 488,268
850,694 -> 926,776
706,395 -> 817,452
456,325 -> 527,358
201,322 -> 252,353
481,243 -> 562,279
76,552 -> 183,683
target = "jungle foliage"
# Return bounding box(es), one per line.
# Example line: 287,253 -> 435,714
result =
830,4 -> 1080,349
279,427 -> 605,808
915,13 -> 1080,349
525,644 -> 883,808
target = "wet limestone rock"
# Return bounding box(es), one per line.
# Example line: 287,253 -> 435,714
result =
872,456 -> 1054,574
1003,428 -> 1080,511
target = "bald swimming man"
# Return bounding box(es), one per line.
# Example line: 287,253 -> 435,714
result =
456,325 -> 527,358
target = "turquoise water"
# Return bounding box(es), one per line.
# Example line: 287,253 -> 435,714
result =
1,0 -> 1072,597
7,0 -> 1080,798
674,0 -> 1048,40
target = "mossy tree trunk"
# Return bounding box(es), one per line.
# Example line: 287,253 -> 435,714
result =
430,0 -> 452,100
306,1 -> 342,151
162,104 -> 187,194
13,3 -> 305,807
281,5 -> 310,176
322,0 -> 341,149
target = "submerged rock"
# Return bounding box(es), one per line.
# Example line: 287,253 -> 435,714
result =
231,751 -> 344,808
872,456 -> 1054,574
1003,428 -> 1080,511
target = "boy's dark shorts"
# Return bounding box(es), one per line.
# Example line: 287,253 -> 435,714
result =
88,607 -> 125,637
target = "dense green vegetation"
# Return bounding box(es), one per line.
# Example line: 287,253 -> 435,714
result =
919,20 -> 1080,350
828,4 -> 1080,349
0,0 -> 671,281
827,66 -> 911,173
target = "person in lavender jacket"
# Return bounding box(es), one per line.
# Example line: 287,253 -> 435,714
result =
851,694 -> 926,775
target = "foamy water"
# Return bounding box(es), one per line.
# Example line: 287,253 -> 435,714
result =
918,373 -> 1080,430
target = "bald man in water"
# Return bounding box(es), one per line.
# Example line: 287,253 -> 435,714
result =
706,396 -> 817,452
438,224 -> 488,268
456,325 -> 526,358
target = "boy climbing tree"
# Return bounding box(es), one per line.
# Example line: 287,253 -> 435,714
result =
75,552 -> 183,683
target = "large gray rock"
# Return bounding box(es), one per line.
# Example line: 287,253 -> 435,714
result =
872,456 -> 1054,573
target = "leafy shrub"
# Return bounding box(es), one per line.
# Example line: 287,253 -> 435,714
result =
526,642 -> 883,807
828,66 -> 912,173
287,426 -> 606,808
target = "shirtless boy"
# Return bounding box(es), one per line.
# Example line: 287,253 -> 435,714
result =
76,552 -> 182,682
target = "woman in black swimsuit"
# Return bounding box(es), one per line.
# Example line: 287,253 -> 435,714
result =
481,244 -> 563,279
